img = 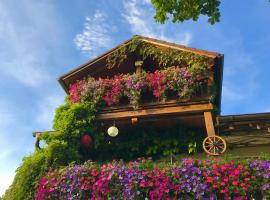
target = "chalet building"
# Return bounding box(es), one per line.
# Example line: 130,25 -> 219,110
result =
35,35 -> 270,156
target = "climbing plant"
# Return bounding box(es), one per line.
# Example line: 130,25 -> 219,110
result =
106,36 -> 212,71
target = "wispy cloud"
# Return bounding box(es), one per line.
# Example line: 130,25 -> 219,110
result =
74,10 -> 113,58
36,95 -> 64,129
122,0 -> 192,45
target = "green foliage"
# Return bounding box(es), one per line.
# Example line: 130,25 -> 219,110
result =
2,144 -> 74,200
151,0 -> 221,24
106,36 -> 211,71
92,125 -> 204,161
3,102 -> 97,200
188,141 -> 197,154
3,150 -> 47,200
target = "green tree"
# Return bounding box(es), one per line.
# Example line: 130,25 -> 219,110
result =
151,0 -> 221,24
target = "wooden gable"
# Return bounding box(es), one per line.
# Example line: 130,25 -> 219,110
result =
58,35 -> 224,110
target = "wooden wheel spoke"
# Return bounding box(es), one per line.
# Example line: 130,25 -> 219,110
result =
208,145 -> 215,152
205,144 -> 213,148
215,146 -> 221,152
203,136 -> 227,156
216,144 -> 224,149
205,141 -> 213,145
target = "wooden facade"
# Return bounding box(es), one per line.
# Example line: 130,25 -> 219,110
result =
32,35 -> 269,156
217,113 -> 270,151
57,35 -> 227,155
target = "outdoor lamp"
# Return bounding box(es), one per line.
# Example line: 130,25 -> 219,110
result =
107,126 -> 119,137
80,134 -> 93,146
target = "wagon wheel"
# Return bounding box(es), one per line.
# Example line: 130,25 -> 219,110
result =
203,136 -> 227,156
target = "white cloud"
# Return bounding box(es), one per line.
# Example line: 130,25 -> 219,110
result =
36,95 -> 64,129
74,10 -> 113,57
122,0 -> 192,45
0,172 -> 14,197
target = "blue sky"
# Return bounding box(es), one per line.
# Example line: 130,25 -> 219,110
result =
0,0 -> 270,196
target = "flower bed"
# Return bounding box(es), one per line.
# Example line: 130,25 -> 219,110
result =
35,158 -> 270,200
69,67 -> 207,108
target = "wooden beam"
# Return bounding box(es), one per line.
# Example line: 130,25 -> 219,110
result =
97,103 -> 213,121
204,111 -> 216,137
140,38 -> 218,58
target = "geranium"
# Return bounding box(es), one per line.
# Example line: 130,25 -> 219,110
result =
35,178 -> 49,200
69,80 -> 86,103
146,70 -> 167,100
103,75 -> 124,106
68,66 -> 207,107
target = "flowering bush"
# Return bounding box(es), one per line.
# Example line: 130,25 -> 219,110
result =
69,80 -> 87,103
35,158 -> 270,200
124,72 -> 146,109
146,70 -> 167,100
69,67 -> 206,108
103,75 -> 124,106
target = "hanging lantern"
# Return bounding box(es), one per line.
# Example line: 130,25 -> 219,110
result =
80,134 -> 93,146
107,126 -> 119,137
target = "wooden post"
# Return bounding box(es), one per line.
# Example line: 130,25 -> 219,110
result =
135,60 -> 143,73
204,111 -> 215,137
35,133 -> 41,150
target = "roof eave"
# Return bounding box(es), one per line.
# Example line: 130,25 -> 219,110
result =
58,35 -> 223,93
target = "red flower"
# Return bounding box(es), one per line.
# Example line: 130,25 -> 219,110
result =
91,169 -> 98,177
140,181 -> 146,187
232,180 -> 239,186
223,177 -> 229,182
207,176 -> 214,183
244,177 -> 250,181
147,182 -> 153,187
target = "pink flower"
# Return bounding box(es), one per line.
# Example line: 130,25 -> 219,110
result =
206,176 -> 214,183
232,180 -> 239,186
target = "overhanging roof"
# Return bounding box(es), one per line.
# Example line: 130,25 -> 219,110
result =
58,35 -> 224,109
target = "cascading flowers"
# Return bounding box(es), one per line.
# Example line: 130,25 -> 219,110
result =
69,80 -> 86,103
124,71 -> 146,109
68,67 -> 206,108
